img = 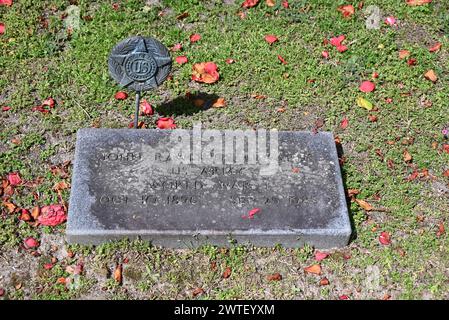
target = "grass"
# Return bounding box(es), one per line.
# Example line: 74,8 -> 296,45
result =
0,0 -> 448,300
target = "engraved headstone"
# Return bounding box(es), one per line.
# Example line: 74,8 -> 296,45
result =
67,127 -> 351,248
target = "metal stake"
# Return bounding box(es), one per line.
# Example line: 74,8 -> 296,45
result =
134,91 -> 141,129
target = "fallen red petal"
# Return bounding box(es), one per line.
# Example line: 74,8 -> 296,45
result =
156,117 -> 176,129
190,33 -> 201,43
44,263 -> 54,270
277,55 -> 287,65
322,51 -> 329,59
0,23 -> 5,35
337,5 -> 355,18
330,35 -> 345,47
24,237 -> 39,249
42,97 -> 55,108
384,16 -> 396,25
315,251 -> 329,261
171,43 -> 182,51
140,99 -> 154,115
241,0 -> 259,8
359,81 -> 375,92
336,45 -> 348,53
340,117 -> 349,129
114,91 -> 128,100
38,204 -> 67,226
7,172 -> 22,186
428,42 -> 442,52
248,208 -> 261,219
175,55 -> 188,64
0,0 -> 13,7
264,35 -> 278,45
379,231 -> 391,245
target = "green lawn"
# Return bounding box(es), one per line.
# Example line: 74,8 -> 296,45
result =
0,0 -> 448,300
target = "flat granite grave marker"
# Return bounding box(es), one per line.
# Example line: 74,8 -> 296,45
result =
67,127 -> 352,248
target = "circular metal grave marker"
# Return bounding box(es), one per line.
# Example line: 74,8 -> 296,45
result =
108,36 -> 171,92
108,36 -> 172,128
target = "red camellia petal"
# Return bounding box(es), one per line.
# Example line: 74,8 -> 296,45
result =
315,251 -> 329,261
171,43 -> 182,51
339,295 -> 350,300
42,97 -> 55,108
225,58 -> 235,64
156,117 -> 176,129
7,172 -> 22,186
175,55 -> 188,64
2,106 -> 11,111
140,99 -> 154,115
359,81 -> 375,92
114,91 -> 128,100
277,55 -> 287,65
192,62 -> 220,84
337,5 -> 355,18
330,35 -> 345,47
322,51 -> 329,59
264,35 -> 278,45
0,23 -> 5,35
248,208 -> 261,219
241,0 -> 259,8
282,1 -> 289,8
44,263 -> 54,270
336,45 -> 348,53
38,204 -> 67,226
24,237 -> 39,249
379,231 -> 391,245
0,0 -> 13,6
190,33 -> 201,43
428,42 -> 442,52
340,117 -> 349,129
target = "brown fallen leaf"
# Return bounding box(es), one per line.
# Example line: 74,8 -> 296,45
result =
176,12 -> 189,20
319,277 -> 330,286
424,69 -> 437,82
403,149 -> 413,163
267,273 -> 282,281
212,97 -> 226,108
347,189 -> 360,198
354,198 -> 373,211
2,201 -> 16,213
398,50 -> 410,59
114,264 -> 122,284
222,267 -> 231,279
304,264 -> 322,275
192,287 -> 205,297
406,0 -> 432,6
53,181 -> 70,192
31,206 -> 40,220
436,222 -> 445,237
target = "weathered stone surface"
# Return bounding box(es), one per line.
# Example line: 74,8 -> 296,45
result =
67,128 -> 351,248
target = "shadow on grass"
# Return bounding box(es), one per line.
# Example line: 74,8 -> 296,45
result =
156,92 -> 219,117
336,141 -> 357,244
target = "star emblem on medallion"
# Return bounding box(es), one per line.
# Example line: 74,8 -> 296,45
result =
108,36 -> 172,92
